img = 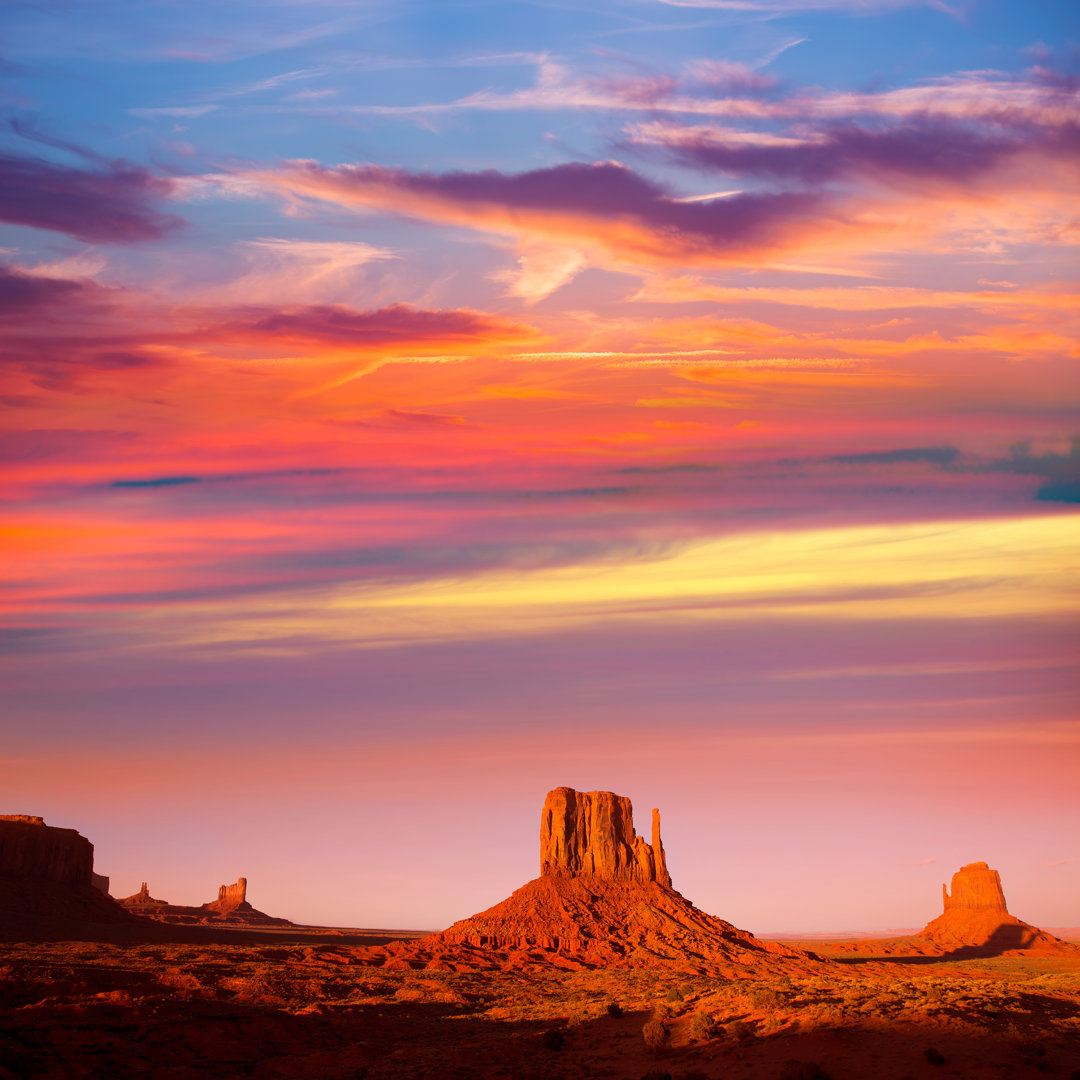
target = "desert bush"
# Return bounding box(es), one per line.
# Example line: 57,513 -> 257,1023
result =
752,986 -> 786,1009
606,1001 -> 623,1018
688,1012 -> 719,1041
924,1047 -> 945,1065
665,986 -> 684,1003
542,1029 -> 565,1051
726,1020 -> 755,1041
652,1002 -> 674,1021
778,1062 -> 830,1080
643,1019 -> 671,1054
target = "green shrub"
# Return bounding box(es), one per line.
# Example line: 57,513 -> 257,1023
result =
606,1001 -> 623,1018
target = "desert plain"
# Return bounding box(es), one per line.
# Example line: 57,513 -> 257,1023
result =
2,793 -> 1079,1080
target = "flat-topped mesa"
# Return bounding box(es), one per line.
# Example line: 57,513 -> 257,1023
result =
942,861 -> 1008,914
540,787 -> 671,887
0,814 -> 94,887
0,815 -> 132,936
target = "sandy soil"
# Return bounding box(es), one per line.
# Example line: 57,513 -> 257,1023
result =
2,927 -> 1079,1080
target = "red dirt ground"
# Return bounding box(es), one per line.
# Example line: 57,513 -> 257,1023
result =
2,923 -> 1078,1080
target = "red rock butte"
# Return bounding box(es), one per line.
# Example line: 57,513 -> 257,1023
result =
836,859 -> 1077,958
118,875 -> 292,927
356,787 -> 822,975
121,882 -> 168,907
919,861 -> 1076,956
540,787 -> 671,886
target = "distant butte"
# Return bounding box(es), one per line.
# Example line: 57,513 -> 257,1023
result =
837,860 -> 1078,958
120,882 -> 168,908
119,875 -> 293,927
918,861 -> 1076,956
353,787 -> 823,975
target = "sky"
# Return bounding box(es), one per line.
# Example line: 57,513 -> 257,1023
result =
1,0 -> 1078,934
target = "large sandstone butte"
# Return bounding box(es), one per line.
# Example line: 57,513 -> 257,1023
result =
540,787 -> 671,886
358,788 -> 821,975
919,861 -> 1076,956
0,815 -> 131,939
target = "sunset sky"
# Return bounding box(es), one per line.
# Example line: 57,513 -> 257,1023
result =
2,0 -> 1078,934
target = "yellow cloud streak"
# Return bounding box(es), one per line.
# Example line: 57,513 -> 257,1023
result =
164,514 -> 1078,654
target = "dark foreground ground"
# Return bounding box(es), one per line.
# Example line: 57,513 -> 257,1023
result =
1,929 -> 1079,1080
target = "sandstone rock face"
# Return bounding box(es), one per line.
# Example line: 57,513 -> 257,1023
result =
211,877 -> 247,910
349,786 -> 821,975
918,860 -> 1077,957
121,882 -> 168,907
0,816 -> 131,938
118,877 -> 291,926
540,788 -> 671,887
942,861 -> 1007,913
0,816 -> 94,888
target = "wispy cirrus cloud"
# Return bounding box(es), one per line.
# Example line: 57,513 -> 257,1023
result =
197,236 -> 396,304
303,57 -> 1073,130
127,105 -> 219,118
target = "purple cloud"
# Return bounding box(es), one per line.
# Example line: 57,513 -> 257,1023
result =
0,150 -> 183,243
0,263 -> 98,315
276,159 -> 827,262
210,301 -> 538,347
635,117 -> 1080,187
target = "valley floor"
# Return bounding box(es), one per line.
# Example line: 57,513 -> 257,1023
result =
2,932 -> 1079,1080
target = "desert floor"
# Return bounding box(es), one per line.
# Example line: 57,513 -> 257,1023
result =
2,929 -> 1079,1080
